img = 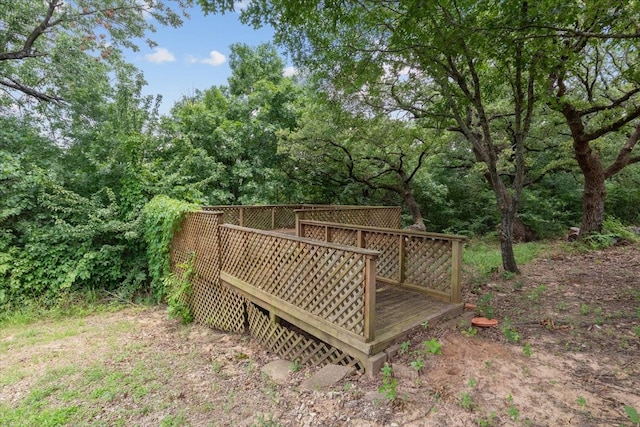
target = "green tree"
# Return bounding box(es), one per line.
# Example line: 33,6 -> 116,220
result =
0,0 -> 187,112
165,43 -> 302,204
541,1 -> 640,234
282,95 -> 437,228
199,0 -> 547,272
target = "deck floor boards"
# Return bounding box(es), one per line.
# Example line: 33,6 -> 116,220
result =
373,283 -> 460,351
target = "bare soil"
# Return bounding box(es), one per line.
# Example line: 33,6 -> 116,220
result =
1,243 -> 639,426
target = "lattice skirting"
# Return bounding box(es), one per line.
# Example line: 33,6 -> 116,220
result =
187,279 -> 363,371
246,302 -> 363,371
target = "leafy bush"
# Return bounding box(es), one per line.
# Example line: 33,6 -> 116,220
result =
0,151 -> 147,310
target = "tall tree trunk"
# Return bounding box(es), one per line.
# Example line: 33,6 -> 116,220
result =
580,161 -> 606,234
496,187 -> 520,273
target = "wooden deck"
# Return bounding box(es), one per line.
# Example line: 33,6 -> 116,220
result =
373,283 -> 462,354
171,210 -> 466,373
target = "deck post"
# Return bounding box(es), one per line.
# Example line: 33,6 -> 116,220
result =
450,240 -> 463,303
363,254 -> 377,342
357,229 -> 365,248
239,207 -> 244,227
295,212 -> 301,237
271,207 -> 276,229
398,234 -> 406,283
325,224 -> 332,243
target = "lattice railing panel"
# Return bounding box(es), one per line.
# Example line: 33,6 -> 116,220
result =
247,303 -> 362,371
296,207 -> 401,229
298,220 -> 464,301
405,238 -> 451,292
365,232 -> 400,281
220,225 -> 368,337
170,211 -> 247,333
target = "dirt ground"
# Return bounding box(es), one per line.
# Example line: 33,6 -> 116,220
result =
1,243 -> 639,426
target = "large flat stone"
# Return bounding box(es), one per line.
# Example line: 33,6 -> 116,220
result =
300,364 -> 354,391
261,359 -> 293,383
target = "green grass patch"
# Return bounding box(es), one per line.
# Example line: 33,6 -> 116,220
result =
464,239 -> 548,279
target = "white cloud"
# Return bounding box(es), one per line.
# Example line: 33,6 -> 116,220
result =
188,50 -> 227,66
283,66 -> 297,77
145,47 -> 175,63
201,50 -> 226,66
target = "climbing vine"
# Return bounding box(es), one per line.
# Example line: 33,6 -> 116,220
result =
142,195 -> 199,302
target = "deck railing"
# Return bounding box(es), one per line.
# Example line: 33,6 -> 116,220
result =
202,204 -> 312,229
295,206 -> 402,229
297,220 -> 466,303
218,224 -> 379,343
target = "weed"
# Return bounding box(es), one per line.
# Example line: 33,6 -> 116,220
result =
421,321 -> 430,329
477,293 -> 495,319
502,270 -> 517,280
399,340 -> 410,355
467,377 -> 477,388
459,391 -> 474,411
290,359 -> 302,373
500,318 -> 521,343
343,382 -> 352,392
254,414 -> 282,427
632,325 -> 640,337
211,360 -> 224,374
576,396 -> 587,407
580,303 -> 590,315
512,280 -> 524,291
504,394 -> 519,420
424,338 -> 443,355
379,363 -> 398,401
461,326 -> 478,337
528,284 -> 547,302
477,411 -> 497,426
594,307 -> 604,325
160,414 -> 187,426
522,343 -> 533,357
557,302 -> 568,311
410,357 -> 425,374
624,405 -> 640,425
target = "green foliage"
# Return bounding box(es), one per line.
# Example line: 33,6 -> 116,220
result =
142,196 -> 199,302
477,293 -> 495,320
423,338 -> 442,355
625,405 -> 640,425
0,148 -> 147,311
164,253 -> 196,324
582,216 -> 640,249
500,318 -> 521,343
378,363 -> 398,401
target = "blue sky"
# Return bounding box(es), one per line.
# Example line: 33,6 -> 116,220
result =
128,6 -> 286,115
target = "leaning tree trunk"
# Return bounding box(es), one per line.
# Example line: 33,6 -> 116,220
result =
403,189 -> 426,230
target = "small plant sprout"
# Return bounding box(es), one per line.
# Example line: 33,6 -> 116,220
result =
467,377 -> 477,388
522,343 -> 533,357
632,325 -> 640,337
421,321 -> 430,329
461,326 -> 478,337
459,391 -> 474,410
580,303 -> 590,315
528,284 -> 547,301
378,363 -> 398,401
399,341 -> 410,355
478,292 -> 495,319
500,318 -> 521,343
410,357 -> 425,374
290,359 -> 301,372
505,394 -> 519,420
576,396 -> 587,407
424,338 -> 443,355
